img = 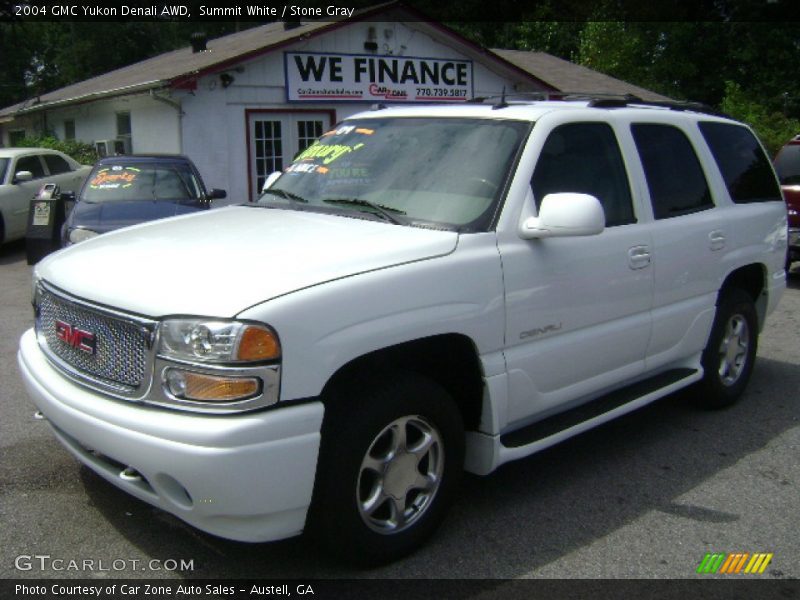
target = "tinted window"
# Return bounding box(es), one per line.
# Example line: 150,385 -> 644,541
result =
44,154 -> 71,175
632,124 -> 712,219
0,158 -> 8,183
16,155 -> 45,179
9,130 -> 25,146
117,112 -> 131,136
699,122 -> 782,202
774,143 -> 800,186
531,122 -> 635,226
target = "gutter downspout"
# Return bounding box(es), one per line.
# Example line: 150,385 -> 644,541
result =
149,89 -> 184,152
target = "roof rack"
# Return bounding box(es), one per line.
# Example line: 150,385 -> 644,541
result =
469,91 -> 726,117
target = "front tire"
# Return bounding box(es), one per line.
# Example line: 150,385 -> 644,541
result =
696,288 -> 758,409
310,372 -> 464,565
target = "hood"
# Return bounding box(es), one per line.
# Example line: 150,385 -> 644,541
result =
784,185 -> 800,227
37,206 -> 458,317
68,199 -> 204,233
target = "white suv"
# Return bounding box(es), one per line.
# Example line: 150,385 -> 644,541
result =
17,98 -> 787,564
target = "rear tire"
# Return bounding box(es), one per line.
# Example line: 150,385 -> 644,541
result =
695,288 -> 758,409
310,371 -> 464,565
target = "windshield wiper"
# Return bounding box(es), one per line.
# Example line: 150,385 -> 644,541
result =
260,188 -> 308,203
322,198 -> 406,225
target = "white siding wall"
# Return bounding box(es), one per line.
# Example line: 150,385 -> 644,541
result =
13,21 -> 528,198
46,95 -> 180,155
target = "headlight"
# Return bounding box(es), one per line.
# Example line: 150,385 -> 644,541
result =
69,228 -> 98,244
158,319 -> 280,363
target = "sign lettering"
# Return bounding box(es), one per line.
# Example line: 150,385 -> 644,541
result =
286,52 -> 473,103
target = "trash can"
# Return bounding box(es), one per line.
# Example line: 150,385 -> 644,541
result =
26,183 -> 65,265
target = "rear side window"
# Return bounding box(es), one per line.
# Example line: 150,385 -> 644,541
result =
699,122 -> 782,202
774,142 -> 800,186
44,154 -> 72,175
532,122 -> 635,226
632,124 -> 712,219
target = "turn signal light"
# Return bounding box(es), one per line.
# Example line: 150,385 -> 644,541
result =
237,326 -> 281,361
165,369 -> 260,402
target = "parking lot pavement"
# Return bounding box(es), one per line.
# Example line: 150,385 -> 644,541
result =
1,240 -> 799,580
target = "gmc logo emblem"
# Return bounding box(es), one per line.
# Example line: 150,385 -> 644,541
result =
55,320 -> 97,355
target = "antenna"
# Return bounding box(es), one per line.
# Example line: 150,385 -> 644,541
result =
493,86 -> 509,110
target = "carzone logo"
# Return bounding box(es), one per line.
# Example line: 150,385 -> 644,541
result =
696,552 -> 773,574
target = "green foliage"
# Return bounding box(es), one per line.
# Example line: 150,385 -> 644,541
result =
720,82 -> 800,156
3,14 -> 799,162
0,21 -> 252,107
16,136 -> 98,165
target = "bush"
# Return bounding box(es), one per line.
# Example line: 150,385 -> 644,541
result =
720,81 -> 800,156
16,135 -> 98,165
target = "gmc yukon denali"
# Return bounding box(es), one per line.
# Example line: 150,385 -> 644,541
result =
18,97 -> 788,564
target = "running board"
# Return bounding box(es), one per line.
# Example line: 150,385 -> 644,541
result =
470,368 -> 702,473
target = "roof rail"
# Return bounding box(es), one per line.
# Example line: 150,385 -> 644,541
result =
587,96 -> 726,117
469,91 -> 727,117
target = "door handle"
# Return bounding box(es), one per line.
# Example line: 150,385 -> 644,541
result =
628,245 -> 651,270
709,230 -> 726,251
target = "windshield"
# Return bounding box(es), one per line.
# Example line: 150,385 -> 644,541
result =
82,163 -> 203,203
775,144 -> 800,185
0,158 -> 8,184
260,117 -> 530,230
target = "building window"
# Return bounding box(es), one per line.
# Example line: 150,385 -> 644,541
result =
9,130 -> 26,146
116,112 -> 132,152
247,111 -> 333,200
253,120 -> 283,194
64,120 -> 75,141
116,112 -> 131,136
297,120 -> 323,153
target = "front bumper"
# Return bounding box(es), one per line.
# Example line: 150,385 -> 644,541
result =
18,328 -> 324,543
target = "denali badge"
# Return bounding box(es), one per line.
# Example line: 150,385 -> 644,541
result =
55,320 -> 97,355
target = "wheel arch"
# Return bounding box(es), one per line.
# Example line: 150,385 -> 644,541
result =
320,333 -> 485,432
719,263 -> 767,330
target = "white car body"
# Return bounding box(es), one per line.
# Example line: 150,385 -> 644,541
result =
17,101 -> 787,554
0,148 -> 91,243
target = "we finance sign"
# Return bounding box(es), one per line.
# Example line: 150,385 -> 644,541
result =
285,52 -> 473,103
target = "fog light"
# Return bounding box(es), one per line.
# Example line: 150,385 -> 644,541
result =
164,369 -> 260,402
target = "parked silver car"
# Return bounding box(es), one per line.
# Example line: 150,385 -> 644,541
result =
0,148 -> 91,244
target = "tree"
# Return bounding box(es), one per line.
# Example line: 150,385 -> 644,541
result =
720,81 -> 800,155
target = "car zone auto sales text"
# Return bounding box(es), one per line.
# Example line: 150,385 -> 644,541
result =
14,584 -> 311,596
18,5 -> 355,18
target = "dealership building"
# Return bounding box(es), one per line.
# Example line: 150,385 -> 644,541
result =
0,3 -> 666,203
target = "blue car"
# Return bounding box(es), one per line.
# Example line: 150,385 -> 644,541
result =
62,154 -> 226,245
